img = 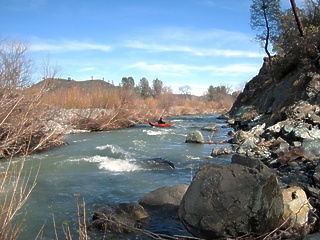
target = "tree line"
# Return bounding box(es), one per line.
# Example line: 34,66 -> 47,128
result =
120,76 -> 239,101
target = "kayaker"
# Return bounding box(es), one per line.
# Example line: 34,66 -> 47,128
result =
158,117 -> 166,124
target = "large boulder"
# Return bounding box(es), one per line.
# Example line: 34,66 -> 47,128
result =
138,184 -> 188,209
185,130 -> 204,143
234,105 -> 260,122
231,154 -> 271,174
179,163 -> 284,239
91,203 -> 149,233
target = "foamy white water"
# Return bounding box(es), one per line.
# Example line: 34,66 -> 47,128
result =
98,158 -> 141,172
96,144 -> 130,155
143,129 -> 164,135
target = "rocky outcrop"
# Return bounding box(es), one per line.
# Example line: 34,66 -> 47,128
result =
208,56 -> 320,239
228,58 -> 320,126
179,163 -> 283,239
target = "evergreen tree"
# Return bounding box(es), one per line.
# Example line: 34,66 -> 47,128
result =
207,85 -> 215,101
121,76 -> 135,90
250,0 -> 282,60
274,0 -> 320,63
152,78 -> 163,98
138,77 -> 152,99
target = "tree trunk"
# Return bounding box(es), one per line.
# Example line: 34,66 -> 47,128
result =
290,0 -> 305,37
262,6 -> 272,61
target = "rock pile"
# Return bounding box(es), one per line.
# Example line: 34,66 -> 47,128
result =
180,56 -> 320,238
202,100 -> 320,237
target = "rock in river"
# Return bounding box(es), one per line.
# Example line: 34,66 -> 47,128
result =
185,130 -> 204,143
179,163 -> 284,239
201,122 -> 218,131
139,184 -> 188,209
92,203 -> 149,234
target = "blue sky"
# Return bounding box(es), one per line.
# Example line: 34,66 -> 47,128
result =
0,0 -> 301,95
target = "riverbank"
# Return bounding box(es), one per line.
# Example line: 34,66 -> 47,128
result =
195,54 -> 320,238
44,106 -> 228,135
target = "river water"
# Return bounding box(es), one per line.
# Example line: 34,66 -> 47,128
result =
19,114 -> 232,239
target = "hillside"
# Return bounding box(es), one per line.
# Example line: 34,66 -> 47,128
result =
30,78 -> 117,93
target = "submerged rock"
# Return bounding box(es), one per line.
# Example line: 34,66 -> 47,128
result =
138,184 -> 188,209
201,122 -> 218,131
92,203 -> 149,234
144,157 -> 175,169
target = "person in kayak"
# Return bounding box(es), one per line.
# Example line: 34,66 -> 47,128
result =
158,117 -> 166,124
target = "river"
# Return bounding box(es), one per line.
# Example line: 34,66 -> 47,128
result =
19,114 -> 232,239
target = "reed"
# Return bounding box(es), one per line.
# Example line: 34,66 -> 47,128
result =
0,155 -> 38,240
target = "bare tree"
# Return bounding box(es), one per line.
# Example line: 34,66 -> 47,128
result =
250,0 -> 282,60
179,85 -> 192,99
0,39 -> 33,91
41,54 -> 62,80
0,38 -> 65,157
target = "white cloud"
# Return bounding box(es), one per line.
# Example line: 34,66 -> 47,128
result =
127,61 -> 259,77
124,41 -> 261,58
79,67 -> 95,72
150,27 -> 253,45
30,39 -> 112,52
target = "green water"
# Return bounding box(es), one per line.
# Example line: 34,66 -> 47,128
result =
15,114 -> 232,239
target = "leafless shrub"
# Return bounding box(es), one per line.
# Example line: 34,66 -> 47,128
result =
0,38 -> 65,239
0,39 -> 33,90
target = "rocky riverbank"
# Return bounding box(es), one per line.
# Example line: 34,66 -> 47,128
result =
44,108 -> 146,134
90,56 -> 320,239
191,56 -> 320,239
193,101 -> 320,239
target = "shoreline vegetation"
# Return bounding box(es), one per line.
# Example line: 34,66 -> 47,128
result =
0,38 -> 237,239
29,78 -> 236,133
